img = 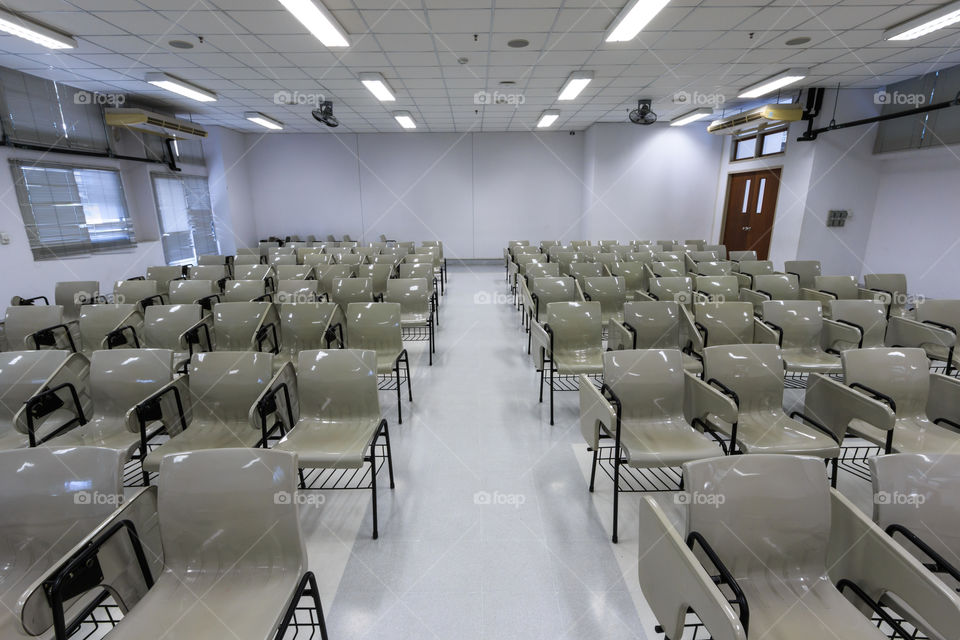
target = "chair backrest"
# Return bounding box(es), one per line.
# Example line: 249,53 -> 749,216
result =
143,304 -> 203,350
752,274 -> 799,300
557,252 -> 583,274
385,278 -> 430,317
737,260 -> 775,278
694,302 -> 754,347
269,254 -> 297,267
4,305 -> 63,348
702,343 -> 784,413
829,300 -> 888,348
915,299 -> 960,341
197,254 -> 228,266
694,275 -> 738,302
783,260 -> 821,289
213,301 -> 277,351
569,240 -> 591,249
234,264 -> 274,282
189,351 -> 273,423
813,275 -> 858,299
648,261 -> 684,277
703,244 -> 727,259
223,280 -> 267,303
114,280 -> 159,304
279,302 -> 338,354
297,349 -> 381,421
609,264 -> 644,291
318,265 -> 356,293
569,262 -> 605,282
398,263 -> 433,283
695,261 -> 733,276
168,280 -> 216,305
55,281 -> 99,321
336,253 -> 363,266
303,253 -> 332,268
358,264 -> 393,294
684,455 -> 830,580
761,300 -> 824,351
654,251 -> 682,262
275,280 -> 319,304
233,254 -> 263,266
508,240 -> 530,248
648,277 -> 693,306
79,304 -> 139,352
156,448 -> 306,577
545,301 -> 602,358
0,447 -> 124,594
90,349 -> 173,421
146,266 -> 185,289
332,277 -> 375,309
864,273 -> 908,311
0,350 -> 72,431
275,265 -> 312,280
603,349 -> 685,423
524,262 -> 560,282
189,265 -> 226,281
687,250 -> 718,263
582,277 -> 626,308
531,277 -> 576,321
345,302 -> 403,354
369,254 -> 399,267
870,453 -> 960,563
842,348 -> 930,418
622,301 -> 682,349
728,250 -> 757,262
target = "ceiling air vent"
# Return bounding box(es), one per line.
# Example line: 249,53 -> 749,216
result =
707,103 -> 803,136
104,108 -> 208,139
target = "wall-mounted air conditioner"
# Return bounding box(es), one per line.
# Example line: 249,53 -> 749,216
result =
104,108 -> 208,139
707,103 -> 803,136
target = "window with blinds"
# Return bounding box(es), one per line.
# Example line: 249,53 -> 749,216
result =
10,160 -> 136,260
152,174 -> 218,266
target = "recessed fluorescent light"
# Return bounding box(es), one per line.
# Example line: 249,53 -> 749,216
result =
359,72 -> 395,102
605,0 -> 672,42
670,108 -> 713,127
394,111 -> 416,129
146,72 -> 217,102
0,8 -> 76,49
245,112 -> 283,130
737,69 -> 807,99
558,71 -> 593,101
278,0 -> 349,48
537,110 -> 560,128
884,1 -> 960,40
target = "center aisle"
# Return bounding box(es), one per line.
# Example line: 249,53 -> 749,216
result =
317,264 -> 648,640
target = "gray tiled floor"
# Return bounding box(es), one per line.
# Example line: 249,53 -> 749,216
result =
302,265 -> 875,640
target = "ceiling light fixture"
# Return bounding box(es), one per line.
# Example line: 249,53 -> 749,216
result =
605,0 -> 672,42
737,69 -> 807,99
359,72 -> 396,102
884,1 -> 960,41
537,110 -> 560,128
558,71 -> 593,101
394,111 -> 416,129
278,0 -> 349,48
245,112 -> 283,130
0,8 -> 76,49
669,108 -> 713,127
145,72 -> 217,102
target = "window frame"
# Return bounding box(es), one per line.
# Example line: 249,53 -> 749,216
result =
731,125 -> 789,162
9,158 -> 136,261
150,172 -> 218,266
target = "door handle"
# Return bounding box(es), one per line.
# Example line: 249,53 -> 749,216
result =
741,226 -> 751,231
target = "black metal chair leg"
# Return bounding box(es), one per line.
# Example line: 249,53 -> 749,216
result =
428,318 -> 434,366
382,420 -> 396,489
306,573 -> 330,640
538,350 -> 545,403
589,447 -> 598,492
140,443 -> 150,487
395,364 -> 403,425
549,364 -> 555,426
831,457 -> 838,488
370,441 -> 379,539
298,468 -> 306,489
404,353 -> 413,402
612,454 -> 621,543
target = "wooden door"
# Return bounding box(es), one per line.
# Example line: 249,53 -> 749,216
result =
721,168 -> 781,260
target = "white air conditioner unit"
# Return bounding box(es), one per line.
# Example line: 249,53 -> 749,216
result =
707,103 -> 803,135
104,108 -> 207,139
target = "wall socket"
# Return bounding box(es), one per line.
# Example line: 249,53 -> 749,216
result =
0,232 -> 9,245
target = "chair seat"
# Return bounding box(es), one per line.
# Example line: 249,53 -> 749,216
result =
375,350 -> 404,374
781,348 -> 841,373
274,417 -> 381,468
46,417 -> 161,458
554,350 -> 603,375
849,416 -> 960,454
619,418 -> 722,468
706,411 -> 840,458
0,410 -> 80,451
738,574 -> 887,640
682,353 -> 703,375
103,567 -> 300,640
143,422 -> 262,472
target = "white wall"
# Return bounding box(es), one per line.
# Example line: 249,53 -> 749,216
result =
863,144 -> 960,299
242,130 -> 585,259
583,123 -> 724,243
203,126 -> 257,254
